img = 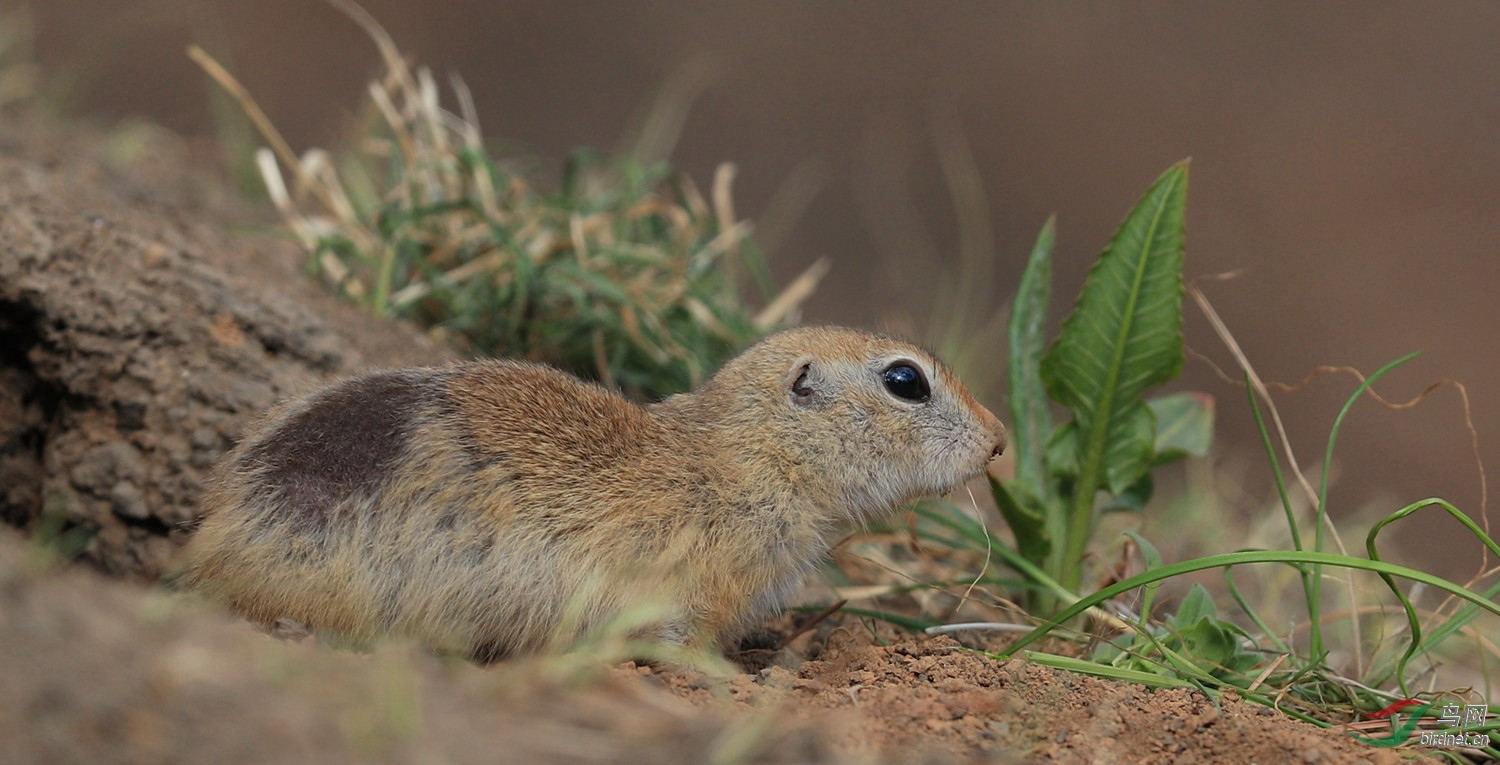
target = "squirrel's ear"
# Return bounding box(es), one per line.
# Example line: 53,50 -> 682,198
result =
781,355 -> 819,408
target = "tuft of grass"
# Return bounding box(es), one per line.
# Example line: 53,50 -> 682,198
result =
190,0 -> 825,400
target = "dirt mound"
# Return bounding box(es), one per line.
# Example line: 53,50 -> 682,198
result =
2,529 -> 1418,764
0,531 -> 840,765
0,118 -> 449,579
0,116 -> 1441,763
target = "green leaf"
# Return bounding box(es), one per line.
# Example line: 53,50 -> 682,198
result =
1044,420 -> 1080,478
1046,407 -> 1154,494
1008,217 -> 1056,493
1104,472 -> 1153,513
1123,530 -> 1165,617
1171,583 -> 1218,627
1102,402 -> 1157,495
1043,160 -> 1189,591
990,477 -> 1050,565
1148,392 -> 1214,464
1176,618 -> 1237,670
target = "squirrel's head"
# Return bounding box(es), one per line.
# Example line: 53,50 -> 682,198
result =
698,326 -> 1006,523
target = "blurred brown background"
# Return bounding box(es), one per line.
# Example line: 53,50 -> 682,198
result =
29,1 -> 1500,578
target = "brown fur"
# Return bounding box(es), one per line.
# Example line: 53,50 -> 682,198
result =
180,326 -> 1006,658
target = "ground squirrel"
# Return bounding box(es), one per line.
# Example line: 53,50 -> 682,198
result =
181,326 -> 1006,661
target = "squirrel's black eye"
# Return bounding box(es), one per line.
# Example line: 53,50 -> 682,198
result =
882,363 -> 930,403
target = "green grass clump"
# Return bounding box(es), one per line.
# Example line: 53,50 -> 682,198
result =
836,162 -> 1496,756
191,1 -> 824,400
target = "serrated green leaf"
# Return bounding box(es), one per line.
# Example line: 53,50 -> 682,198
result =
1047,406 -> 1153,493
1148,391 -> 1214,464
1040,162 -> 1188,496
1008,217 -> 1055,493
1103,402 -> 1157,494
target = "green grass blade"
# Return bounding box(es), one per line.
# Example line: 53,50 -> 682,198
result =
990,475 -> 1050,567
1307,351 -> 1419,660
1244,374 -> 1317,658
1040,161 -> 1189,589
996,550 -> 1500,659
1122,530 -> 1164,617
1245,374 -> 1304,553
1021,651 -> 1199,689
835,606 -> 937,632
1222,567 -> 1290,654
1007,216 -> 1055,493
914,502 -> 1081,606
1364,497 -> 1500,692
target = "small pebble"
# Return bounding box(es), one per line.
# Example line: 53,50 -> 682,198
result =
792,678 -> 824,693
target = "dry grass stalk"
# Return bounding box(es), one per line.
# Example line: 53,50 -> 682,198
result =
190,1 -> 826,399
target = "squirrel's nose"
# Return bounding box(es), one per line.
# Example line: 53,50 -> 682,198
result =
987,420 -> 1007,461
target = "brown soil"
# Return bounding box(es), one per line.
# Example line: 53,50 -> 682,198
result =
0,116 -> 1446,763
1,530 -> 1424,765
